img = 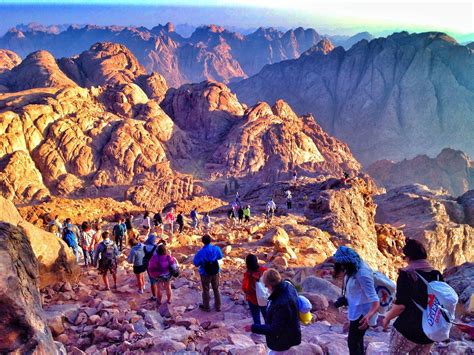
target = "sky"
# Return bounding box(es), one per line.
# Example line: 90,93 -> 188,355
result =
0,0 -> 472,39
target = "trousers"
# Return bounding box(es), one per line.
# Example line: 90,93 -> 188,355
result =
200,273 -> 221,311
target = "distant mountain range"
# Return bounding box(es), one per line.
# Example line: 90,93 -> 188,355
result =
0,22 -> 373,87
232,32 -> 474,165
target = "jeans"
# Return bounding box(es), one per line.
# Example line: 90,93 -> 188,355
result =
82,247 -> 93,266
115,234 -> 124,250
200,273 -> 221,310
287,200 -> 292,209
248,301 -> 267,325
348,316 -> 367,355
192,218 -> 198,229
178,223 -> 184,233
72,246 -> 80,263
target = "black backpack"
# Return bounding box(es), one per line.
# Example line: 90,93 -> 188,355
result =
203,259 -> 219,275
143,245 -> 157,268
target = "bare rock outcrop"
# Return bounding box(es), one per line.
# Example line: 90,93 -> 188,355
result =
0,196 -> 78,287
375,184 -> 474,271
367,148 -> 474,196
0,49 -> 21,73
0,222 -> 60,354
443,262 -> 473,315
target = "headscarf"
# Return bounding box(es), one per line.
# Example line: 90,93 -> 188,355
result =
333,246 -> 362,271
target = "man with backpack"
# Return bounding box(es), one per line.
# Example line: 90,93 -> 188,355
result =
193,235 -> 223,312
113,218 -> 127,251
93,231 -> 120,291
63,219 -> 80,262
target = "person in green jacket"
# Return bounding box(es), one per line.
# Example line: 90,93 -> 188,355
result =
243,205 -> 251,223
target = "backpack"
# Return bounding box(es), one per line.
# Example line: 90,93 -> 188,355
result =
101,241 -> 117,264
143,245 -> 157,269
373,271 -> 396,312
203,259 -> 219,275
413,272 -> 458,342
169,257 -> 180,277
63,230 -> 77,248
297,293 -> 313,325
256,280 -> 270,306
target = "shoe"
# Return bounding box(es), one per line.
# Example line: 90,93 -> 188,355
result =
198,304 -> 210,312
138,289 -> 144,294
150,296 -> 157,301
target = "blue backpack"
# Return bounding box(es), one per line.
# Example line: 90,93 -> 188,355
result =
63,229 -> 77,248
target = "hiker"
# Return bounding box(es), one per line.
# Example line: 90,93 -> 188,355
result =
128,238 -> 146,294
292,170 -> 297,183
113,217 -> 126,251
193,235 -> 223,312
242,254 -> 267,325
190,208 -> 199,230
148,244 -> 176,305
243,205 -> 251,223
93,231 -> 119,291
245,269 -> 301,352
176,211 -> 184,234
333,246 -> 379,355
202,212 -> 211,232
79,221 -> 95,267
143,234 -> 158,300
235,191 -> 241,205
266,198 -> 277,221
125,214 -> 134,246
231,201 -> 239,218
140,225 -> 150,243
382,239 -> 444,354
286,190 -> 292,210
153,211 -> 163,227
90,221 -> 103,251
237,206 -> 244,224
48,215 -> 62,237
227,208 -> 236,227
63,220 -> 80,262
165,209 -> 175,237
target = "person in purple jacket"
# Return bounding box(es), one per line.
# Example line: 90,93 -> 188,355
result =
147,244 -> 175,305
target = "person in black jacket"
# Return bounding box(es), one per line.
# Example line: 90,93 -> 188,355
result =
245,268 -> 301,352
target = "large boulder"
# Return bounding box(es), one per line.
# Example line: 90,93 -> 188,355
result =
444,262 -> 474,315
0,196 -> 78,287
0,222 -> 59,354
300,276 -> 341,302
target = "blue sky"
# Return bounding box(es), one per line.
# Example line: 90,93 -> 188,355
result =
0,0 -> 472,38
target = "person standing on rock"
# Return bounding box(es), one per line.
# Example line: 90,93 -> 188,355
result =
190,208 -> 199,231
48,215 -> 62,238
148,244 -> 176,305
245,268 -> 301,352
143,234 -> 158,300
113,217 -> 126,251
237,206 -> 244,224
242,254 -> 267,325
193,234 -> 223,312
93,231 -> 120,291
266,198 -> 277,222
176,211 -> 184,234
165,209 -> 175,238
228,208 -> 236,228
125,214 -> 134,246
286,190 -> 292,210
202,212 -> 211,232
243,205 -> 251,223
382,239 -> 443,355
128,237 -> 146,294
79,221 -> 95,267
153,211 -> 163,227
333,246 -> 380,355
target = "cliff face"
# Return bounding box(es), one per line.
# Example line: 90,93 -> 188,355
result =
0,24 -> 324,87
232,32 -> 474,165
367,148 -> 474,196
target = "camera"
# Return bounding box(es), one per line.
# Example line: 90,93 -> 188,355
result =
334,296 -> 348,308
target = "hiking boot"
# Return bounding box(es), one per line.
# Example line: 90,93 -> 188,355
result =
199,304 -> 211,312
150,296 -> 157,301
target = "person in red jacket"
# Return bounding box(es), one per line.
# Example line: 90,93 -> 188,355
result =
242,254 -> 267,325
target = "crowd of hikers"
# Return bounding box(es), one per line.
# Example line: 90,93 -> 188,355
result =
44,190 -> 473,355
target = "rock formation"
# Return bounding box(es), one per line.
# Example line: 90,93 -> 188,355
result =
0,23 -> 325,87
375,184 -> 474,271
0,222 -> 61,354
0,49 -> 21,73
0,196 -> 78,287
367,148 -> 474,196
232,32 -> 474,165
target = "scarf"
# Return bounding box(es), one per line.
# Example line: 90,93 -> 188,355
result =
401,259 -> 434,281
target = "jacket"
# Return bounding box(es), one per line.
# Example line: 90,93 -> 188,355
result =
242,266 -> 267,305
345,262 -> 379,321
127,243 -> 145,267
251,281 -> 301,351
193,244 -> 223,276
148,254 -> 175,278
79,229 -> 95,250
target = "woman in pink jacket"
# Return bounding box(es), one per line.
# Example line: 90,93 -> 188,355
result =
147,244 -> 175,304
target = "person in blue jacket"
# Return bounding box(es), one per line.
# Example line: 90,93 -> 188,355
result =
193,234 -> 223,312
245,268 -> 301,353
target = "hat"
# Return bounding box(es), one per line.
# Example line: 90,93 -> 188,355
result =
333,246 -> 362,270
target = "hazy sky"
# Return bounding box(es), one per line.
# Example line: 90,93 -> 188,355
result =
0,0 -> 472,38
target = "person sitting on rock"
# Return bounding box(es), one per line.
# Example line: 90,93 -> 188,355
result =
245,268 -> 301,352
333,246 -> 379,355
243,205 -> 251,223
93,231 -> 120,291
193,234 -> 223,312
190,208 -> 199,231
176,211 -> 184,234
242,254 -> 267,325
79,221 -> 96,267
128,238 -> 146,294
382,239 -> 443,354
148,244 -> 175,305
202,212 -> 211,232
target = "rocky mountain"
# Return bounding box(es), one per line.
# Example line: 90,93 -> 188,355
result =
232,32 -> 474,165
0,42 -> 360,211
0,23 -> 325,87
327,31 -> 374,49
367,148 -> 474,196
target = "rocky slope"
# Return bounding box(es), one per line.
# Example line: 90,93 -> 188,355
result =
367,148 -> 474,196
375,184 -> 474,271
232,32 -> 474,165
0,23 -> 325,87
